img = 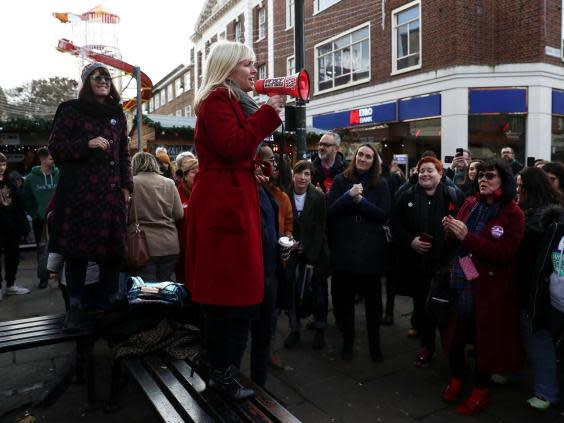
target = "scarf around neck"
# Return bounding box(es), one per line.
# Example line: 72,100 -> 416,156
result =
227,80 -> 259,117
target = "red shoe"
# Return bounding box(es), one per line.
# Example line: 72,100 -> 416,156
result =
414,347 -> 433,368
456,387 -> 489,415
441,377 -> 463,403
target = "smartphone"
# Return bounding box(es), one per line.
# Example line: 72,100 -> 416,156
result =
455,148 -> 464,158
444,155 -> 454,164
527,156 -> 535,167
420,233 -> 434,243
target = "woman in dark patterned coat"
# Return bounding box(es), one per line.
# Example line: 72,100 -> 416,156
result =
48,63 -> 133,327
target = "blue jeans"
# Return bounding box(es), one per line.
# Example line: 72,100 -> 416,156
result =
520,310 -> 560,403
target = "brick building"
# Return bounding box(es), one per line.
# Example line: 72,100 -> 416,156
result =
187,0 -> 564,168
149,62 -> 196,119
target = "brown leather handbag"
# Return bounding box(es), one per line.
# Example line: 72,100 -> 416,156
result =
125,193 -> 150,268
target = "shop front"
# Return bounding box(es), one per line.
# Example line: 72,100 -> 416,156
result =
552,89 -> 564,162
311,93 -> 441,173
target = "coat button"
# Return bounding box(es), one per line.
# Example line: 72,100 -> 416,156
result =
110,161 -> 115,166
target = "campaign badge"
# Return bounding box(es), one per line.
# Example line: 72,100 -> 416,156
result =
491,225 -> 504,238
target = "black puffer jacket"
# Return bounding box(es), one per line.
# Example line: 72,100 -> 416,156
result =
524,206 -> 564,333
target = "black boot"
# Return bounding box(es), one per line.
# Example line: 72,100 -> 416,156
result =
208,367 -> 255,401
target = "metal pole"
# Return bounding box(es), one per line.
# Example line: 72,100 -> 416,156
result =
135,66 -> 142,152
294,0 -> 307,160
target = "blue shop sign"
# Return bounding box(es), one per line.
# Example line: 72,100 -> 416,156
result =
312,102 -> 397,131
469,88 -> 527,114
553,89 -> 564,115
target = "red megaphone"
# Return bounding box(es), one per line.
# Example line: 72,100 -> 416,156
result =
254,69 -> 310,101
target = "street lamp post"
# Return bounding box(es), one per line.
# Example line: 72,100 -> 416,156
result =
294,0 -> 307,161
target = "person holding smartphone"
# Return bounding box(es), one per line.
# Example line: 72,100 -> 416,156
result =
391,157 -> 464,368
446,148 -> 471,188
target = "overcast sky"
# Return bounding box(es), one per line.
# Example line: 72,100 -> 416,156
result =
0,0 -> 205,90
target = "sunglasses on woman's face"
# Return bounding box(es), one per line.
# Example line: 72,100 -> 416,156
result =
91,75 -> 112,83
478,171 -> 498,181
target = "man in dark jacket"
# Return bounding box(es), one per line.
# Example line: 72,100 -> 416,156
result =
285,160 -> 330,350
0,153 -> 31,298
501,146 -> 523,175
23,147 -> 59,288
312,132 -> 347,193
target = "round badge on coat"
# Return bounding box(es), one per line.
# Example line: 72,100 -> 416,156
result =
408,202 -> 413,207
491,225 -> 504,238
110,118 -> 117,126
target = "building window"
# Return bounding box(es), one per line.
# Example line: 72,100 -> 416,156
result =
235,21 -> 243,43
160,91 -> 166,106
315,23 -> 370,93
469,115 -> 526,163
142,103 -> 147,114
287,56 -> 295,75
184,71 -> 191,91
286,0 -> 294,29
176,109 -> 182,117
167,85 -> 173,103
149,98 -> 154,112
315,0 -> 341,13
189,48 -> 195,65
257,7 -> 266,40
257,64 -> 267,81
219,31 -> 226,40
392,0 -> 421,74
155,93 -> 160,109
175,78 -> 183,96
185,105 -> 192,117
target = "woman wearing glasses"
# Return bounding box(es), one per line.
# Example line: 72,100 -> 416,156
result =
48,62 -> 132,328
441,159 -> 524,415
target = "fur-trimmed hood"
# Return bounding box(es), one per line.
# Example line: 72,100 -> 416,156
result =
540,205 -> 564,230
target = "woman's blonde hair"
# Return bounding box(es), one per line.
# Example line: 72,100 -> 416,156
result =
193,41 -> 256,115
132,152 -> 161,175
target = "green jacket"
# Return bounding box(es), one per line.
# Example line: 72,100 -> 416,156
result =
23,165 -> 59,221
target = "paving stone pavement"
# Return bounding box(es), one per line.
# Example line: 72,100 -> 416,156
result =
1,251 -> 563,422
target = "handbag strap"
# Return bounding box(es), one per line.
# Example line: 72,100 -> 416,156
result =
131,193 -> 141,233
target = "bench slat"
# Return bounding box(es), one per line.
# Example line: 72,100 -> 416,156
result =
124,358 -> 186,423
235,374 -> 301,423
144,356 -> 214,423
0,330 -> 94,353
0,323 -> 65,338
172,359 -> 273,423
0,314 -> 64,328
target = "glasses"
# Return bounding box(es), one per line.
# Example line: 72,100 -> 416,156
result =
91,75 -> 112,83
478,171 -> 498,181
318,142 -> 336,148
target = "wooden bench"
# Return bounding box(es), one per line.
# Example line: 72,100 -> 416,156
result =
0,313 -> 99,404
124,354 -> 301,423
0,314 -> 96,353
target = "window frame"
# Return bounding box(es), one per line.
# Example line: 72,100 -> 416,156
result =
175,78 -> 183,97
160,91 -> 166,106
258,64 -> 267,80
313,0 -> 342,15
391,0 -> 422,75
155,93 -> 160,109
313,21 -> 371,95
257,7 -> 266,40
149,98 -> 154,112
184,71 -> 191,92
235,20 -> 243,43
166,85 -> 173,103
286,0 -> 294,30
184,105 -> 192,117
287,55 -> 295,75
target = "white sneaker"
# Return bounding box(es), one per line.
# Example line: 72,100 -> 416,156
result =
5,284 -> 31,295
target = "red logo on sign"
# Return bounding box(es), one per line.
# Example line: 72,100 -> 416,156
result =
349,109 -> 359,125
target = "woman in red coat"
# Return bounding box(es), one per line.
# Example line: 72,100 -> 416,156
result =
188,40 -> 284,400
441,159 -> 524,415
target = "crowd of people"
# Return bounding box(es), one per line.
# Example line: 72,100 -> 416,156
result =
2,40 -> 564,414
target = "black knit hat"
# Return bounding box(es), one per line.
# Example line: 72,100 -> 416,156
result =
81,62 -> 109,83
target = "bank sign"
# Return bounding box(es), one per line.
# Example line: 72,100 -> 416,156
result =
312,93 -> 442,131
313,102 -> 397,130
